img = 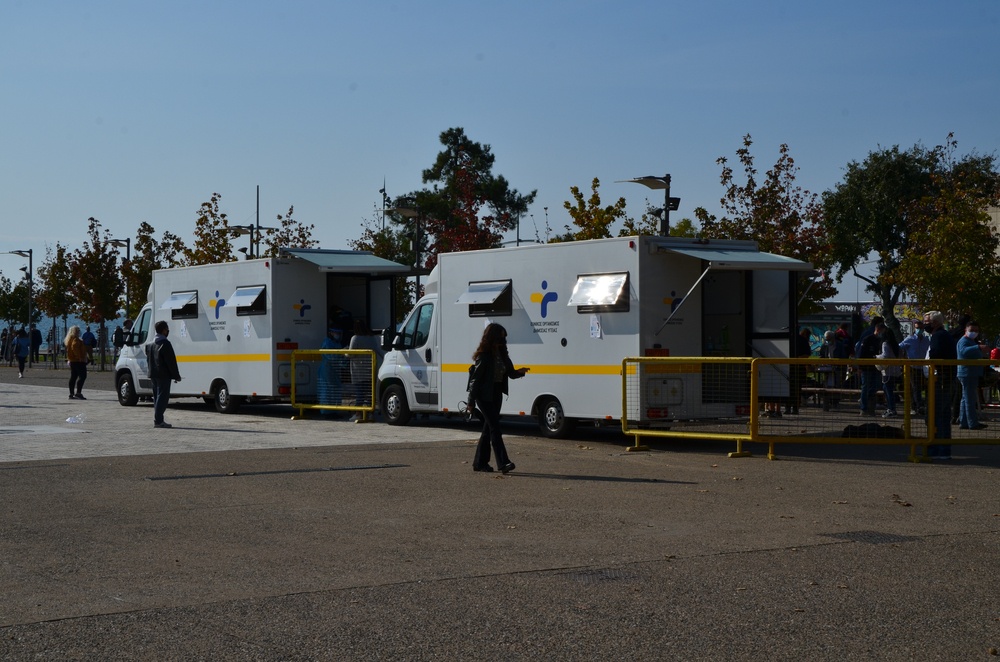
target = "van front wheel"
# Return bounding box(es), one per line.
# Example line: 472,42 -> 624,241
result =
381,384 -> 411,426
117,373 -> 139,406
538,396 -> 574,438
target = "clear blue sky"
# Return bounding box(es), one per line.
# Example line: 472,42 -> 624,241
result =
3,0 -> 998,302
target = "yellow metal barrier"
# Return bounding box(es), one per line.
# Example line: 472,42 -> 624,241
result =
622,356 -> 1000,462
290,349 -> 377,421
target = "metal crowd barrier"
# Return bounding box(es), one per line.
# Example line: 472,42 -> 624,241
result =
289,349 -> 377,421
622,357 -> 999,462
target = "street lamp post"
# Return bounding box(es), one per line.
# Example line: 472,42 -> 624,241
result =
617,174 -> 681,236
9,250 -> 33,366
231,225 -> 255,259
107,238 -> 131,318
392,207 -> 421,292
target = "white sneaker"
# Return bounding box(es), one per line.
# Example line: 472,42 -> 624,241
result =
18,373 -> 22,378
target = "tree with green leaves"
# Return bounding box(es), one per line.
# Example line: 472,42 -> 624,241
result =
259,205 -> 318,257
184,193 -> 238,265
695,134 -> 834,312
35,243 -> 77,352
396,127 -> 536,269
0,275 -> 31,331
823,134 -> 1000,333
68,218 -> 125,368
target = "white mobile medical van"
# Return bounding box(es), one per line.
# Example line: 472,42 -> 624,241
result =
115,249 -> 408,413
377,236 -> 811,437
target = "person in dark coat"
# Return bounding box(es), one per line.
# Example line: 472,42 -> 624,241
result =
467,323 -> 528,474
146,320 -> 182,428
924,310 -> 956,459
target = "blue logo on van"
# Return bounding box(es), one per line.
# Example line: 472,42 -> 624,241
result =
209,291 -> 226,319
293,299 -> 311,318
530,280 -> 558,319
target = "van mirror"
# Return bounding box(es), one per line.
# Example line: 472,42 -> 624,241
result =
380,328 -> 394,351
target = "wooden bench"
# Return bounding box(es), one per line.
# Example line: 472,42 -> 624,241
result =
801,386 -> 892,411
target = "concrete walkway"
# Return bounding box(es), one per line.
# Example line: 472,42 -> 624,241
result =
1,365 -> 999,659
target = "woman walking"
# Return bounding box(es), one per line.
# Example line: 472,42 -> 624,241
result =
467,323 -> 528,474
65,325 -> 88,400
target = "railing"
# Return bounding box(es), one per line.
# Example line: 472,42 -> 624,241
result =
290,349 -> 377,421
622,357 -> 999,462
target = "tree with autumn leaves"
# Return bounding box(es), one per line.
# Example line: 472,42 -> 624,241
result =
823,134 -> 1000,333
695,135 -> 835,313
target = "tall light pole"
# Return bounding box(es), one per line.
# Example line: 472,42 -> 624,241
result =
617,174 -> 681,236
9,250 -> 33,366
107,238 -> 131,318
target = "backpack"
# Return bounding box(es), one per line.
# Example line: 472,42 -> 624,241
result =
112,326 -> 125,349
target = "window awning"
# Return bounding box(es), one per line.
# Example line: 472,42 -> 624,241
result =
159,291 -> 197,310
568,273 -> 628,306
283,248 -> 411,274
455,280 -> 511,305
226,285 -> 265,308
660,247 -> 812,270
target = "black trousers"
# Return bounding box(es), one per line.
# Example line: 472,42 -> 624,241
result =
69,361 -> 87,395
473,390 -> 510,469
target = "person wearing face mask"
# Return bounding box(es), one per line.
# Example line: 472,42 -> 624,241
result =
900,321 -> 930,414
956,320 -> 985,431
924,311 -> 957,459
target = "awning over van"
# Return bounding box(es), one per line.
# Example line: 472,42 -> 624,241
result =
455,280 -> 511,305
226,285 -> 266,308
567,272 -> 628,306
159,291 -> 197,310
659,246 -> 811,270
283,248 -> 410,274
654,246 -> 810,335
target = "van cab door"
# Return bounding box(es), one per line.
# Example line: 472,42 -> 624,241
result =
122,306 -> 154,393
394,301 -> 439,409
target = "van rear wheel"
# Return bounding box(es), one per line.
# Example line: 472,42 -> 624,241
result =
381,384 -> 411,426
538,396 -> 574,438
214,381 -> 243,414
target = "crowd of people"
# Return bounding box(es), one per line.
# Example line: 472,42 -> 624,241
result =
804,312 -> 996,459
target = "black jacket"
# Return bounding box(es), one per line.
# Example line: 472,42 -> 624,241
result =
467,351 -> 522,404
146,336 -> 182,381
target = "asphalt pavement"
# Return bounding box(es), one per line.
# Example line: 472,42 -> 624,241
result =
1,362 -> 999,660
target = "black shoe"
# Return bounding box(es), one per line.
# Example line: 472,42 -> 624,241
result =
473,465 -> 494,473
75,394 -> 86,400
68,394 -> 75,399
500,462 -> 515,474
973,423 -> 988,430
154,422 -> 172,429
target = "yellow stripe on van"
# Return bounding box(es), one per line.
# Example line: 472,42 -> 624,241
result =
442,363 -> 620,376
176,354 -> 271,363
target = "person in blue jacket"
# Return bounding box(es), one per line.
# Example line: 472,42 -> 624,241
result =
956,319 -> 985,431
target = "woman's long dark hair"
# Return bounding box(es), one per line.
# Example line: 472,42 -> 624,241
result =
472,323 -> 509,362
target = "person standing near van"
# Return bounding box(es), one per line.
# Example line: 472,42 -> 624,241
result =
147,320 -> 182,428
467,323 -> 528,474
65,325 -> 88,399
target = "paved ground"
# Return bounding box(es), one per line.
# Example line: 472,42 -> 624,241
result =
1,363 -> 999,660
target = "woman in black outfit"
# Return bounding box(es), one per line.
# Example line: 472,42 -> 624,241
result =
467,323 -> 528,474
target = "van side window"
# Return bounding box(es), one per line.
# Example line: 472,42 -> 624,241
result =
569,272 -> 630,314
401,303 -> 434,349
